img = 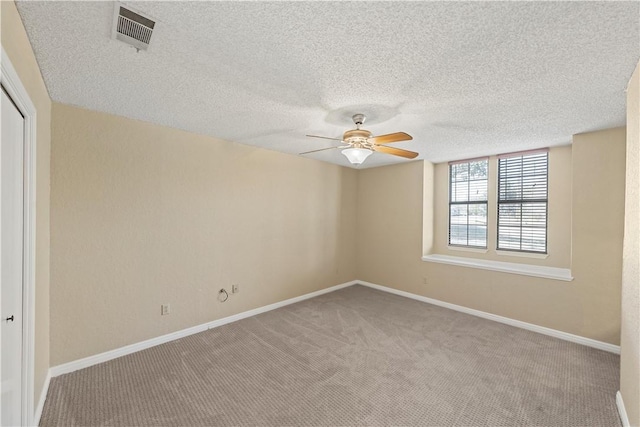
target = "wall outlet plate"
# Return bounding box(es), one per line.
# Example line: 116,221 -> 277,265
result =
232,284 -> 239,294
161,304 -> 170,315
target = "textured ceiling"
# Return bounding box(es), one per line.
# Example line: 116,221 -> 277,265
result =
16,1 -> 640,168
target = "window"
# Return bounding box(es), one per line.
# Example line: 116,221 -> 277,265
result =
497,150 -> 548,253
449,159 -> 488,248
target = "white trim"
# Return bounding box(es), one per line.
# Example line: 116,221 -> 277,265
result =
616,391 -> 630,427
422,254 -> 573,281
1,48 -> 38,427
497,147 -> 549,159
447,246 -> 488,254
448,156 -> 489,165
33,370 -> 51,427
50,281 -> 358,377
357,280 -> 619,354
495,250 -> 549,259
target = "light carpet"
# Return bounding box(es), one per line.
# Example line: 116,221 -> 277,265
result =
40,285 -> 621,426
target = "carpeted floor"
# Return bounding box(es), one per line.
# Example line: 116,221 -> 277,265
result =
40,285 -> 621,426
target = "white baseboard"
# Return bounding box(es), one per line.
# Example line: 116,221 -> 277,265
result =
33,368 -> 51,426
49,278 -> 619,380
356,281 -> 620,354
49,280 -> 358,377
617,391 -> 630,427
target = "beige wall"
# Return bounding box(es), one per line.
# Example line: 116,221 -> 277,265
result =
50,103 -> 358,365
621,61 -> 639,427
1,0 -> 52,410
571,127 -> 626,342
357,127 -> 625,344
432,146 -> 572,267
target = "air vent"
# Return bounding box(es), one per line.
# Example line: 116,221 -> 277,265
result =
112,4 -> 155,51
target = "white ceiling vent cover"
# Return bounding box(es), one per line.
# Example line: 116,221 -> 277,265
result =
112,4 -> 155,51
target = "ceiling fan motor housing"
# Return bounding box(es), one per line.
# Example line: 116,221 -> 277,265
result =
346,114 -> 371,147
343,128 -> 372,144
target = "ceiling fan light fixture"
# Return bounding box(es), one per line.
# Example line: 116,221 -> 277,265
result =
342,147 -> 372,165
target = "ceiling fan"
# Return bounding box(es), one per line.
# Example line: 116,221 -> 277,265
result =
300,114 -> 419,165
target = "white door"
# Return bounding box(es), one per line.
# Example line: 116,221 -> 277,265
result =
1,87 -> 25,427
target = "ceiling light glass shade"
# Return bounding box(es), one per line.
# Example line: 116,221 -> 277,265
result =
342,147 -> 373,165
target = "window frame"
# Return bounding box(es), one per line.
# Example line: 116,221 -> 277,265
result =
496,150 -> 549,254
448,158 -> 489,249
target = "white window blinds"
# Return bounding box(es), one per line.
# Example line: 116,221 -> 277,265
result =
449,158 -> 488,248
497,151 -> 548,253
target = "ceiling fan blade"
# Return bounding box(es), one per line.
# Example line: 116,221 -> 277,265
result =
306,134 -> 344,142
368,132 -> 413,145
373,145 -> 419,159
299,146 -> 347,155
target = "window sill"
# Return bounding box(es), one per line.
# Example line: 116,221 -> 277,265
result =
447,245 -> 488,254
421,254 -> 573,282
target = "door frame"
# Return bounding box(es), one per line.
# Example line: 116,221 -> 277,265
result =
1,47 -> 38,426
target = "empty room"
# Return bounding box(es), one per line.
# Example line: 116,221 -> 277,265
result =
1,1 -> 639,426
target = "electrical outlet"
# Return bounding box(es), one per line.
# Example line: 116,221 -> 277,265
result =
232,284 -> 239,294
422,277 -> 428,285
161,304 -> 170,315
